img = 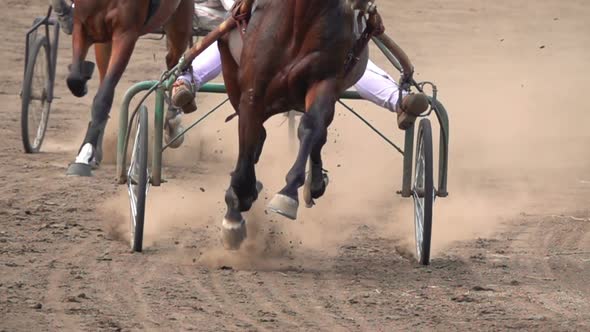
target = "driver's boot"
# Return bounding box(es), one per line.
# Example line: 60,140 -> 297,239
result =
396,93 -> 429,130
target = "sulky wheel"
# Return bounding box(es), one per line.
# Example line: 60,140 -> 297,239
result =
21,35 -> 51,153
127,105 -> 150,252
412,118 -> 434,265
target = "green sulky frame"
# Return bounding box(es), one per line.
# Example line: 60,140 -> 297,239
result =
116,39 -> 450,198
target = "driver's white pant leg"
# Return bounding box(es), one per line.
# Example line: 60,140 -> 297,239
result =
177,41 -> 223,89
167,41 -> 224,147
354,60 -> 406,112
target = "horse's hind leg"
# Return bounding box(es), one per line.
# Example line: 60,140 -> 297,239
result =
89,42 -> 112,165
163,0 -> 192,69
67,34 -> 138,176
162,0 -> 193,148
307,126 -> 330,203
268,80 -> 336,220
94,42 -> 112,83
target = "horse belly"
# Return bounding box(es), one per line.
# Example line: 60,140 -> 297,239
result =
142,0 -> 183,33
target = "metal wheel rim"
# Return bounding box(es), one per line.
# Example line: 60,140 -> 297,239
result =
28,43 -> 50,150
412,135 -> 426,260
126,119 -> 149,248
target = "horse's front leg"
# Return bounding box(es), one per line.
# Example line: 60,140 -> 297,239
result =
268,80 -> 336,220
222,101 -> 264,250
67,34 -> 138,176
66,19 -> 94,98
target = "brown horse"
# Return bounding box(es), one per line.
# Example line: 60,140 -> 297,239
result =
65,0 -> 193,176
213,0 -> 392,249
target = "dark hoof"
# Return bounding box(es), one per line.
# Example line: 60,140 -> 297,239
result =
67,61 -> 95,97
66,163 -> 93,177
303,168 -> 329,208
268,194 -> 298,220
66,76 -> 88,97
221,218 -> 247,250
311,173 -> 329,199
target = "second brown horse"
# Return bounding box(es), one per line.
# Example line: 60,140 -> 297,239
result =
65,0 -> 193,176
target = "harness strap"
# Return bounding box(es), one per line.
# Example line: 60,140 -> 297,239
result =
343,3 -> 384,77
230,0 -> 254,36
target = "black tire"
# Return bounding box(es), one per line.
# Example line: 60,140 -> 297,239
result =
127,106 -> 149,252
413,118 -> 434,265
21,35 -> 51,153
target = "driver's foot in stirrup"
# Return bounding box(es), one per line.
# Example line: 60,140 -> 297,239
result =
172,79 -> 197,114
396,92 -> 429,130
55,2 -> 73,35
165,108 -> 185,149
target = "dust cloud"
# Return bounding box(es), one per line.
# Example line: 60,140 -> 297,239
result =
98,0 -> 590,264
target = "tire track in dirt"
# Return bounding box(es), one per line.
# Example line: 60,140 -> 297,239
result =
187,267 -> 269,331
43,244 -> 86,331
510,215 -> 590,324
99,258 -> 158,330
219,268 -> 334,331
441,213 -> 590,330
310,269 -> 378,330
211,270 -> 302,329
255,270 -> 352,331
208,269 -> 280,331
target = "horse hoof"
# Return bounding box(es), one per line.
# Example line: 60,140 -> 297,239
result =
66,76 -> 88,98
66,163 -> 92,177
311,173 -> 330,199
67,61 -> 94,97
268,194 -> 298,220
303,168 -> 329,208
221,218 -> 247,250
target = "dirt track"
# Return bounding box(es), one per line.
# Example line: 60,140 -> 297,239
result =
1,0 -> 590,331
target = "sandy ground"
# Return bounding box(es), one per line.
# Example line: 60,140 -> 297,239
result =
1,0 -> 590,331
